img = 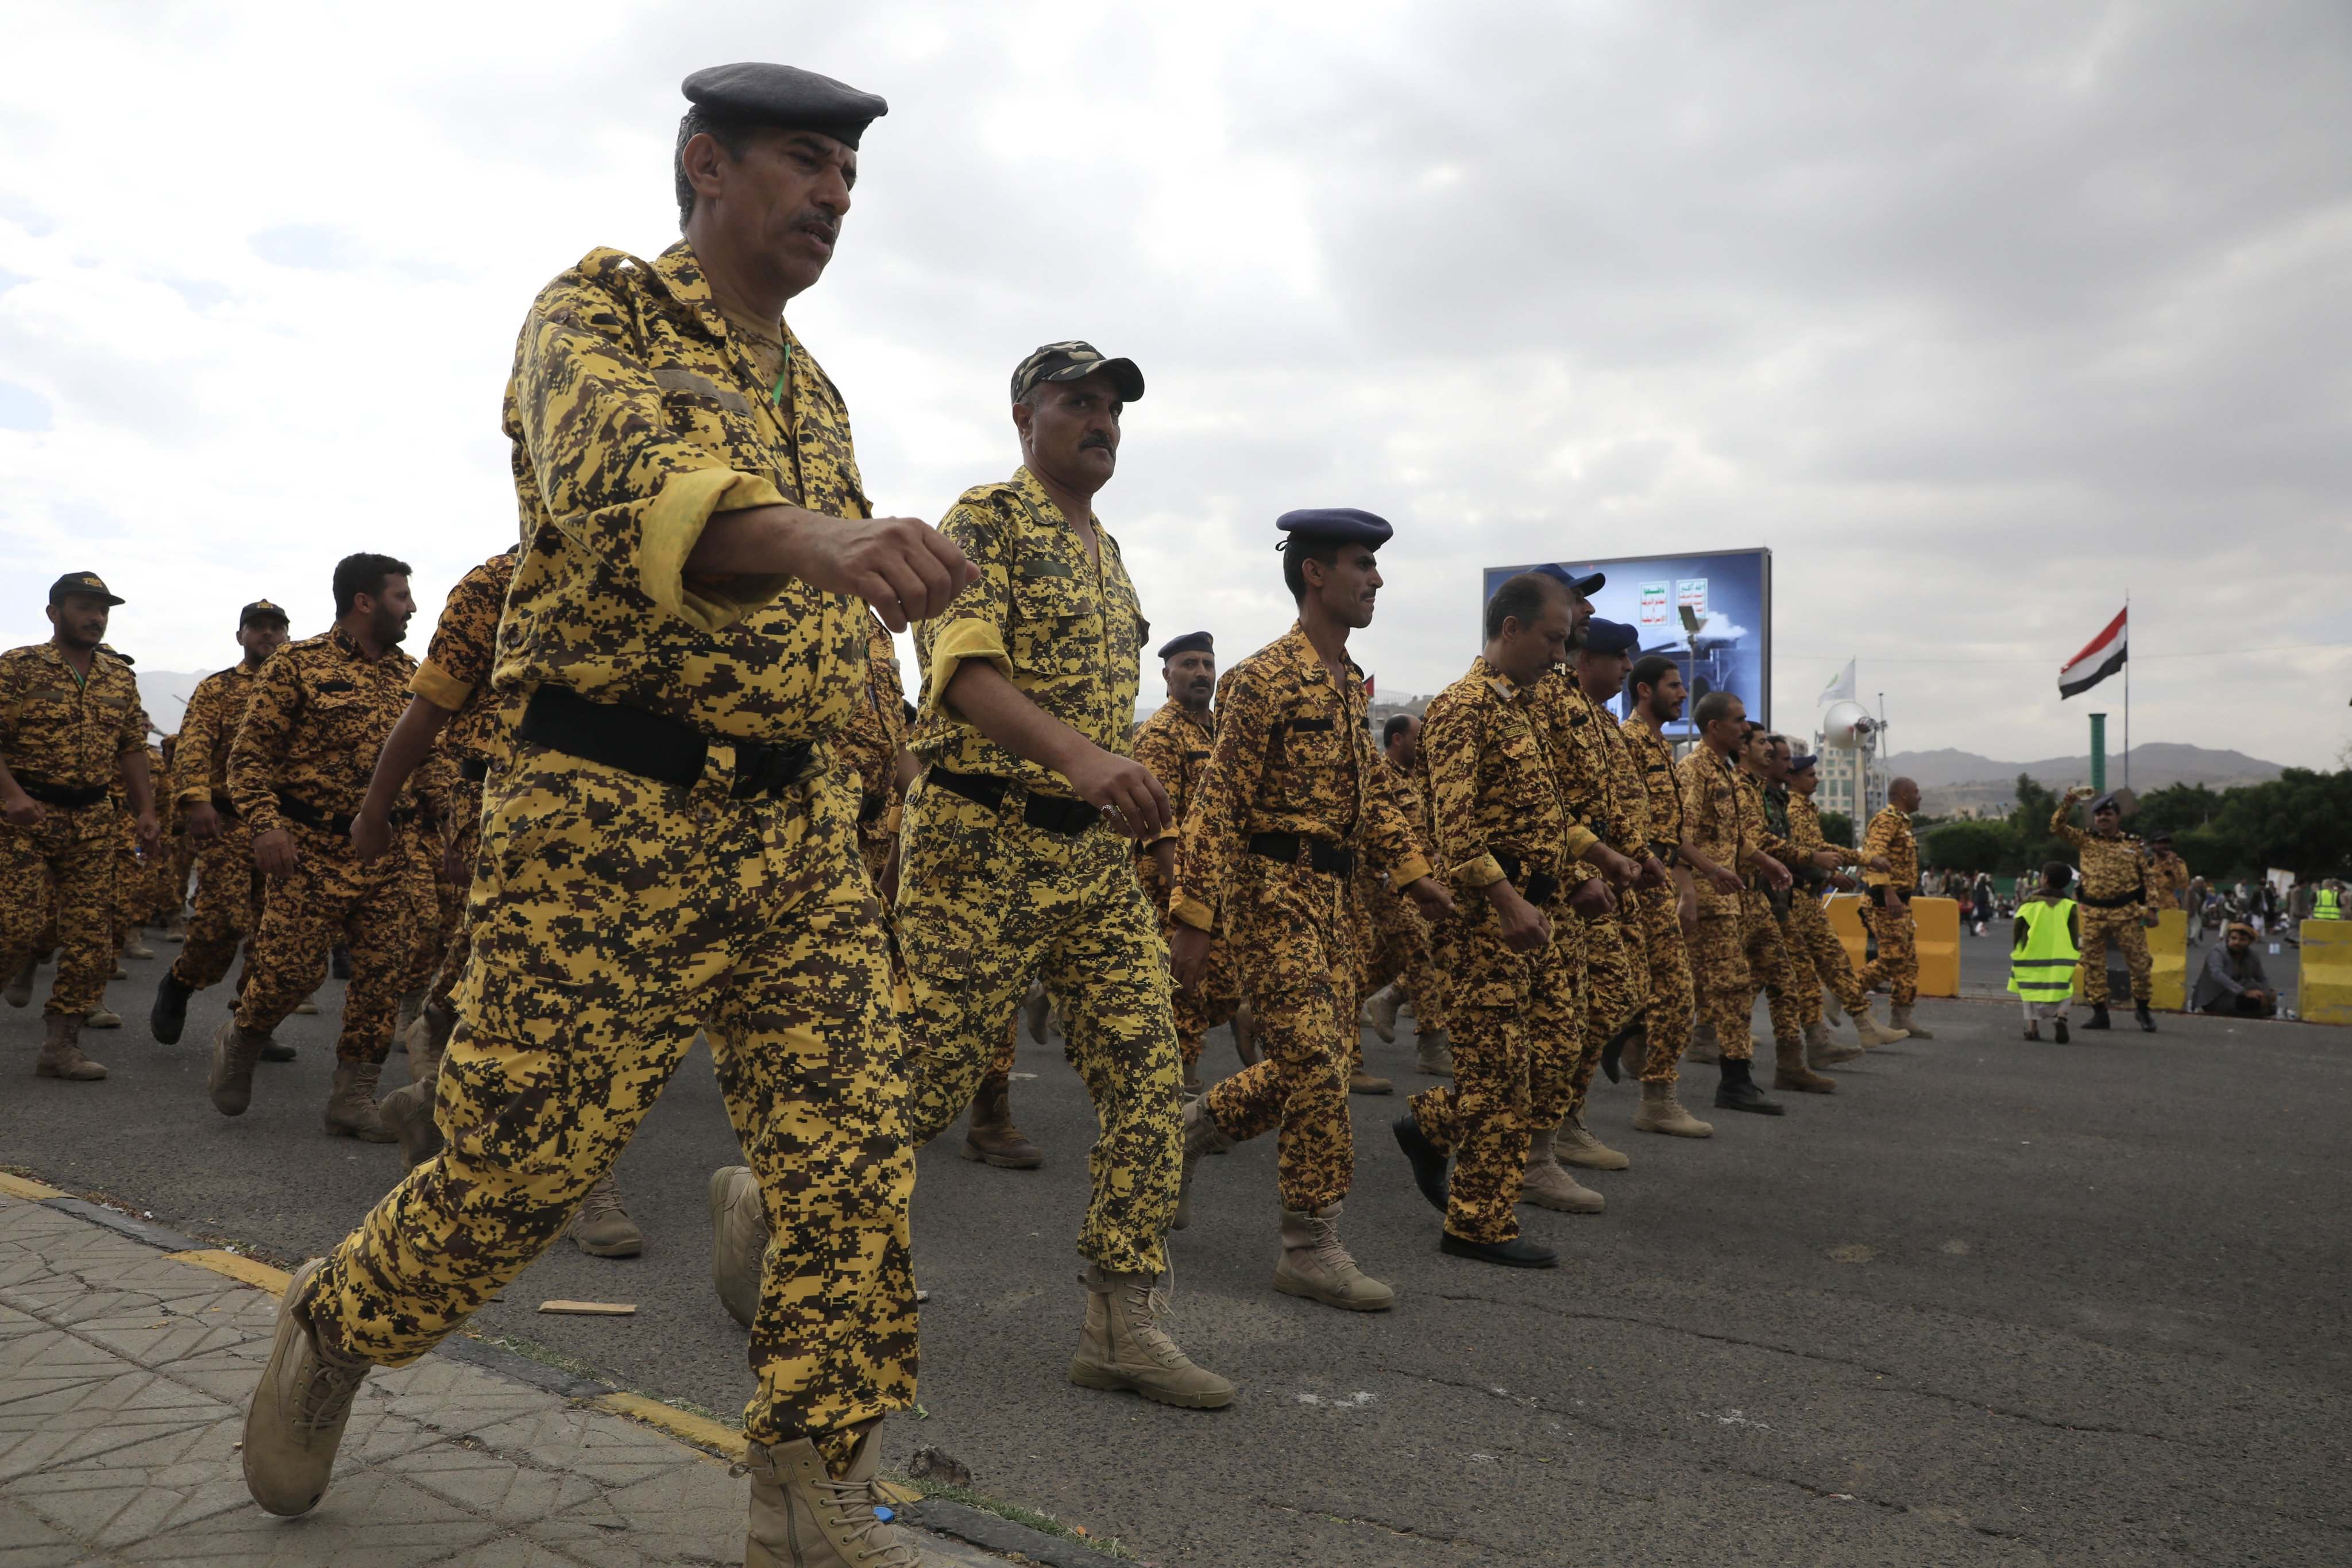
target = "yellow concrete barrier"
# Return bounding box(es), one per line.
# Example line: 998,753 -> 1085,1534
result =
2149,909 -> 2187,1011
1826,895 -> 1868,971
1913,896 -> 1960,998
2302,918 -> 2352,1025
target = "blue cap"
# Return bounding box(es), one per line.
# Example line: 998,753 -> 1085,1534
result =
1789,753 -> 1818,773
1581,617 -> 1640,656
1534,563 -> 1606,597
1276,508 -> 1391,547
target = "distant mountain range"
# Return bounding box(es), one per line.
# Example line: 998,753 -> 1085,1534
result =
1884,743 -> 2287,816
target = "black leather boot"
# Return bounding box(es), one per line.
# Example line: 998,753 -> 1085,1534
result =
1392,1113 -> 1452,1211
2082,1002 -> 2111,1030
1713,1056 -> 1785,1116
2135,1001 -> 2156,1033
149,970 -> 192,1044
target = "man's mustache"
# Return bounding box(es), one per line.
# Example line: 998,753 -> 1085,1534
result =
1080,432 -> 1113,451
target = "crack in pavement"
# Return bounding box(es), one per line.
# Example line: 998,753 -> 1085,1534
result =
1251,1494 -> 1552,1559
1428,1290 -> 2205,1447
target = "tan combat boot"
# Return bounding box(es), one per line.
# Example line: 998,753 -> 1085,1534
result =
208,1015 -> 270,1114
1068,1264 -> 1235,1407
1021,982 -> 1052,1045
84,1002 -> 122,1029
34,1014 -> 106,1080
1633,1079 -> 1712,1137
1231,1002 -> 1260,1067
569,1175 -> 643,1257
122,930 -> 155,960
710,1165 -> 770,1329
960,1069 -> 1044,1168
1348,1067 -> 1393,1095
244,1258 -> 372,1516
1772,1034 -> 1836,1094
1555,1113 -> 1629,1171
1621,1026 -> 1651,1080
322,1061 -> 397,1141
1361,983 -> 1402,1044
1520,1125 -> 1605,1213
392,986 -> 427,1051
376,1077 -> 443,1168
293,992 -> 319,1015
1413,1028 -> 1454,1077
1821,988 -> 1845,1025
1273,1203 -> 1396,1310
1171,1096 -> 1234,1231
1855,1002 -> 1908,1047
1806,1018 -> 1863,1067
3,956 -> 35,1009
1683,1021 -> 1720,1065
1890,1003 -> 1934,1039
742,1419 -> 920,1568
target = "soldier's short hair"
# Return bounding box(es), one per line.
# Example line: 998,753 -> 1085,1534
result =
333,553 -> 412,617
1630,654 -> 1677,700
1281,538 -> 1345,603
1382,713 -> 1416,749
1692,690 -> 1744,730
674,110 -> 764,230
1482,571 -> 1565,642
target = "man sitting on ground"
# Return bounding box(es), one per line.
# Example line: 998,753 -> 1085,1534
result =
2191,921 -> 2278,1018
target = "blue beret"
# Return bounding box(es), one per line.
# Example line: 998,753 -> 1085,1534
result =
1276,508 -> 1391,547
682,63 -> 889,149
1157,631 -> 1213,659
1788,752 -> 1819,773
2092,793 -> 2121,813
1581,617 -> 1641,656
1534,563 -> 1606,597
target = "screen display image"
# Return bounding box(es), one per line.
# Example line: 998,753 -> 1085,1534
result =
1479,548 -> 1772,740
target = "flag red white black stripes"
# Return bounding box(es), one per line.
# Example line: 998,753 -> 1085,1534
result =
2059,608 -> 2127,698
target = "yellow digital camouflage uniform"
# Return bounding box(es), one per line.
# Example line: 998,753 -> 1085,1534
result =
1742,774 -> 1808,1042
1131,698 -> 1241,1070
898,465 -> 1179,1275
1858,805 -> 1922,1005
1532,675 -> 1642,1122
1175,624 -> 1432,1215
168,662 -> 266,992
836,611 -> 910,892
0,643 -> 146,1016
2051,803 -> 2157,1005
1785,790 -> 1870,1016
1620,715 -> 1694,1085
408,547 -> 521,1014
308,241 -> 914,1466
1409,656 -> 1591,1243
227,626 -> 435,1062
1678,744 -> 1789,1057
109,749 -> 163,945
2146,849 -> 2192,912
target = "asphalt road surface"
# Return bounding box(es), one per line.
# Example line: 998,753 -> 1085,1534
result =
5,944 -> 2346,1566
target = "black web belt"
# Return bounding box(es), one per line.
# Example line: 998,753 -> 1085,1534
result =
2080,886 -> 2149,909
1248,831 -> 1355,876
1491,852 -> 1562,906
276,793 -> 413,839
15,777 -> 109,809
457,755 -> 491,783
208,793 -> 240,821
928,769 -> 1098,836
517,686 -> 815,800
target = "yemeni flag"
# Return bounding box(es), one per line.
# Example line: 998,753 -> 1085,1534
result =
2059,608 -> 2127,698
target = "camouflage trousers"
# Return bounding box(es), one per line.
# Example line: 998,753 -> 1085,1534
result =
234,822 -> 416,1064
1787,893 -> 1866,1019
110,813 -> 145,943
427,775 -> 485,1012
1357,871 -> 1446,1034
1544,901 -> 1639,1125
311,745 -> 914,1457
1858,898 -> 1918,1006
170,818 -> 262,992
1409,892 -> 1577,1243
1141,867 -> 1242,1073
164,832 -> 195,921
2077,906 -> 2153,1005
1202,853 -> 1362,1215
1629,883 -> 1694,1084
1691,892 -> 1797,1058
896,777 -> 1181,1276
0,802 -> 115,1017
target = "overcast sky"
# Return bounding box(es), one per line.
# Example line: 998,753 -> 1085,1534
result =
4,1 -> 2348,766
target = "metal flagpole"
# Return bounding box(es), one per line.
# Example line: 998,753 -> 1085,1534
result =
2123,593 -> 2131,791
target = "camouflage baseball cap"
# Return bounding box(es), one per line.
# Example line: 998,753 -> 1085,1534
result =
239,598 -> 289,626
48,571 -> 123,607
1010,341 -> 1144,403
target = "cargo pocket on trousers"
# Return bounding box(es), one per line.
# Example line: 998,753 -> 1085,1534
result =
441,976 -> 584,1179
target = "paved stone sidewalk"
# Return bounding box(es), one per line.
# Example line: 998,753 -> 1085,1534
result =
0,1188 -> 1015,1567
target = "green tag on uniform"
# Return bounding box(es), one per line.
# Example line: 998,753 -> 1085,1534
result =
771,342 -> 792,407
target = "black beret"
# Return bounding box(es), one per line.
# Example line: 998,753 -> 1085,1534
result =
1276,508 -> 1391,547
1580,617 -> 1641,657
1157,631 -> 1213,660
682,63 -> 888,149
1012,341 -> 1144,403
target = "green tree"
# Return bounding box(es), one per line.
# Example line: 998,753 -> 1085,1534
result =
2134,782 -> 2222,837
1818,810 -> 1853,848
2006,773 -> 2076,875
1922,820 -> 2008,872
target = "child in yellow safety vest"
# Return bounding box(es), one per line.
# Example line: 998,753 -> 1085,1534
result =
2010,861 -> 2083,1042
